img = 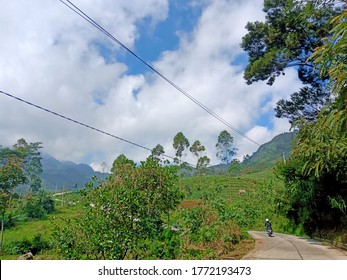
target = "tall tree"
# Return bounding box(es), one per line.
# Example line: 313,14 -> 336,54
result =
173,132 -> 190,165
0,148 -> 27,251
196,155 -> 210,170
241,0 -> 345,123
215,130 -> 237,164
13,138 -> 43,193
190,140 -> 209,169
151,144 -> 165,163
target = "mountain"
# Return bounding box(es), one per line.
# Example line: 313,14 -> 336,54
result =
40,153 -> 108,192
241,131 -> 297,173
35,132 -> 296,190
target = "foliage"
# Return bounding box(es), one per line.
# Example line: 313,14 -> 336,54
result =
190,140 -> 210,170
241,132 -> 296,173
196,156 -> 210,171
241,0 -> 345,123
0,149 -> 27,251
179,185 -> 241,259
274,6 -> 347,237
328,195 -> 347,217
21,191 -> 55,219
190,140 -> 205,158
173,132 -> 190,164
151,144 -> 167,164
241,0 -> 341,85
310,6 -> 347,100
228,159 -> 242,176
232,179 -> 277,227
277,107 -> 347,235
137,227 -> 182,260
275,86 -> 331,126
110,154 -> 136,174
1,169 -> 284,260
215,130 -> 237,164
3,234 -> 50,255
52,157 -> 183,259
13,138 -> 43,193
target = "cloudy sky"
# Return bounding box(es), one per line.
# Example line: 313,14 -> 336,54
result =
0,0 -> 302,171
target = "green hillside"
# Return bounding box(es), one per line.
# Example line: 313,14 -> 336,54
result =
241,131 -> 297,173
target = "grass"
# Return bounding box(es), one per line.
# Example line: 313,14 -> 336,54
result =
0,195 -> 84,260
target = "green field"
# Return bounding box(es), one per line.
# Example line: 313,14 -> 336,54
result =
0,168 -> 280,260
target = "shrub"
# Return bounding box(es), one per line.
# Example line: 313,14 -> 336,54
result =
4,234 -> 50,255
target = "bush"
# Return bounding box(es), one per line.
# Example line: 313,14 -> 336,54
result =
4,234 -> 51,255
52,157 -> 183,260
20,191 -> 55,220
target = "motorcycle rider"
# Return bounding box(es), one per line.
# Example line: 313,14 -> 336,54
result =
265,218 -> 272,235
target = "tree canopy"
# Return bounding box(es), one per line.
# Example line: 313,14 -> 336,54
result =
241,0 -> 345,124
173,132 -> 190,164
111,154 -> 136,174
215,130 -> 237,164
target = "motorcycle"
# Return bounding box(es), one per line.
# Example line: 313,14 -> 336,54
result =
266,226 -> 273,237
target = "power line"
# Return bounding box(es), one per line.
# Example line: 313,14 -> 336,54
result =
0,90 -> 193,166
59,0 -> 261,147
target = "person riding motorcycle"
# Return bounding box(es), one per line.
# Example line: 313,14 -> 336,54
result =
265,218 -> 273,236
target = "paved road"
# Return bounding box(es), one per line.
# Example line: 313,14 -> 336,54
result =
242,231 -> 347,260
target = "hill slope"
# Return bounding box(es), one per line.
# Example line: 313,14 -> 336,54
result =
40,153 -> 107,192
241,131 -> 297,172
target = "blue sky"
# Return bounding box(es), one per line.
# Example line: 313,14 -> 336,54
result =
0,0 -> 303,170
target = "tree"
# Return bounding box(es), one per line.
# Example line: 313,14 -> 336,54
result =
310,6 -> 347,106
196,155 -> 210,170
190,140 -> 209,169
241,0 -> 345,122
13,138 -> 43,193
0,148 -> 27,251
53,157 -> 182,259
111,154 -> 136,175
275,86 -> 331,126
277,7 -> 347,236
173,132 -> 190,165
151,144 -> 165,163
189,140 -> 205,159
215,130 -> 237,164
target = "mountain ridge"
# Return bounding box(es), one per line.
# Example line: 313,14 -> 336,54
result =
40,152 -> 107,192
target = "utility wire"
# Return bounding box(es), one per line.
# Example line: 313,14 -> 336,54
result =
59,0 -> 261,147
0,90 -> 193,166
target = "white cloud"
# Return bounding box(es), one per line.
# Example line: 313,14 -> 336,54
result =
0,0 -> 302,169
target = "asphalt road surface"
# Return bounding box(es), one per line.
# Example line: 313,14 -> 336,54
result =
242,231 -> 347,260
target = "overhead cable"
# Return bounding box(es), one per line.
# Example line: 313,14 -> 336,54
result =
59,0 -> 261,147
0,90 -> 193,166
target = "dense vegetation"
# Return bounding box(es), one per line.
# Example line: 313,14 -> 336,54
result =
1,0 -> 346,260
242,0 -> 347,239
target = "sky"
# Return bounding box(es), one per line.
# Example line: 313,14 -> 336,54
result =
0,0 -> 303,171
